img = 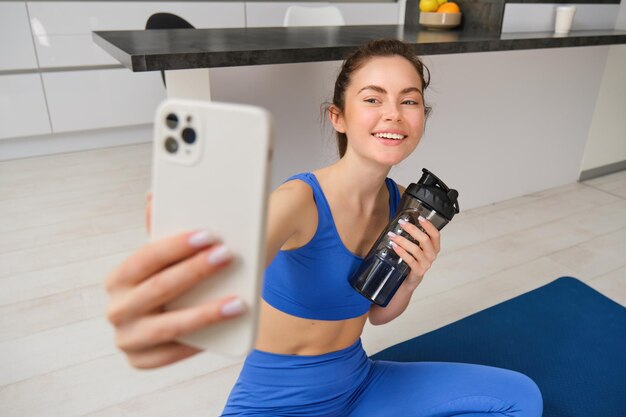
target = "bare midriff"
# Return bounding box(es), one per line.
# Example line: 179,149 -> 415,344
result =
254,300 -> 368,355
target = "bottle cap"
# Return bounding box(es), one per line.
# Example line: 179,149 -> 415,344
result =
405,168 -> 460,221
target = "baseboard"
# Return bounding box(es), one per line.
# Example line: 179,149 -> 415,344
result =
579,160 -> 626,181
0,125 -> 152,161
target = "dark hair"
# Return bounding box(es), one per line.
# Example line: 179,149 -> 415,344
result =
328,39 -> 431,158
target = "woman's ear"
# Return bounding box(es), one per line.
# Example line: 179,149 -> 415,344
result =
328,105 -> 346,134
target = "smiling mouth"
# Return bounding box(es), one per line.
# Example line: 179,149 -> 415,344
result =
373,132 -> 407,141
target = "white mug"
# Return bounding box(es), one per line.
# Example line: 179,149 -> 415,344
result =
555,6 -> 576,34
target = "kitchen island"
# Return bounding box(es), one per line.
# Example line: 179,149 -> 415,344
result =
92,23 -> 626,210
93,25 -> 626,71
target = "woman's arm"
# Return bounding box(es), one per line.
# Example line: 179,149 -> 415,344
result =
367,274 -> 422,325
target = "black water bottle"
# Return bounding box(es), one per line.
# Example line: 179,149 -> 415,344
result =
349,169 -> 460,307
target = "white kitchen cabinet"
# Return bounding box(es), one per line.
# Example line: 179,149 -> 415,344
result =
336,3 -> 399,26
27,2 -> 246,33
42,68 -> 165,133
246,2 -> 399,28
0,74 -> 51,140
0,2 -> 38,71
33,34 -> 120,68
28,1 -> 246,68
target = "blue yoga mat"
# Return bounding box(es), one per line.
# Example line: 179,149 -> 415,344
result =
370,277 -> 626,417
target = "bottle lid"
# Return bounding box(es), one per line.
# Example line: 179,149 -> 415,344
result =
405,168 -> 460,221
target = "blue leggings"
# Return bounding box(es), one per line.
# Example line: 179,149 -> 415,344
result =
221,339 -> 543,417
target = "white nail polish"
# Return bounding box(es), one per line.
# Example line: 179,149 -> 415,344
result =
418,216 -> 426,222
189,230 -> 216,247
221,298 -> 245,317
207,244 -> 232,265
398,219 -> 408,225
387,231 -> 397,238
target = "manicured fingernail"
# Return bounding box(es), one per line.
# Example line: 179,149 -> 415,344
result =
418,216 -> 426,222
389,240 -> 399,248
398,219 -> 408,225
188,230 -> 216,247
387,231 -> 397,238
221,298 -> 245,317
207,244 -> 232,265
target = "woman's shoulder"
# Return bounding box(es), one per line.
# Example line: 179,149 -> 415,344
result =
273,175 -> 314,202
266,175 -> 318,252
269,176 -> 317,219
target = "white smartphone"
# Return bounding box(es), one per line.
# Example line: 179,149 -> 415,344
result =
151,98 -> 273,358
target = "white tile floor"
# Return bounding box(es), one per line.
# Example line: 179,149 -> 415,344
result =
1,144 -> 624,417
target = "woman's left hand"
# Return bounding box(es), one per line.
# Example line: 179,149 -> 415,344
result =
387,216 -> 440,291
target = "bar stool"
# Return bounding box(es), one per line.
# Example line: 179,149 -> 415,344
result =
283,6 -> 345,27
145,13 -> 195,87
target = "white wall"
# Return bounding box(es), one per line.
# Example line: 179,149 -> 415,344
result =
396,47 -> 607,209
580,4 -> 626,173
210,46 -> 608,210
501,3 -> 619,33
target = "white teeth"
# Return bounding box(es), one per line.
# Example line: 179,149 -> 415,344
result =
374,133 -> 406,140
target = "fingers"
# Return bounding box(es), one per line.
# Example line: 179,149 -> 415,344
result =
388,234 -> 429,276
387,216 -> 440,276
388,241 -> 426,290
416,216 -> 441,252
399,217 -> 440,255
105,230 -> 217,293
116,296 -> 245,352
107,243 -> 233,325
145,191 -> 153,235
126,342 -> 200,369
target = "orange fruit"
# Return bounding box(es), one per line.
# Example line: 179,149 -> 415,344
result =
437,2 -> 460,13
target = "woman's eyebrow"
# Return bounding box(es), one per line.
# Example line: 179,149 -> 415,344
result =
358,85 -> 423,96
401,87 -> 423,96
358,85 -> 386,95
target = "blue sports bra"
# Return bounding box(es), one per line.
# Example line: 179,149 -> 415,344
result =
262,172 -> 402,320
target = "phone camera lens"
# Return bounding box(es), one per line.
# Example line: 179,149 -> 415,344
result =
164,137 -> 179,154
182,127 -> 196,144
165,113 -> 178,130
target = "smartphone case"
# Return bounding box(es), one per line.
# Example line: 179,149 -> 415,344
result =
151,98 -> 273,358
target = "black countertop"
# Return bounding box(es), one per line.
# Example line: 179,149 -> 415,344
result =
92,25 -> 626,72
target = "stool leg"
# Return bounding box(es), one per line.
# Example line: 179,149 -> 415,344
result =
165,69 -> 211,101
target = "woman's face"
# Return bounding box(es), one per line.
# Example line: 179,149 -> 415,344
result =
331,55 -> 426,167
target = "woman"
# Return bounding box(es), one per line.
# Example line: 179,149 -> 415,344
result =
105,40 -> 543,416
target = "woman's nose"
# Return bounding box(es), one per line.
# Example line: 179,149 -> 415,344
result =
383,103 -> 402,121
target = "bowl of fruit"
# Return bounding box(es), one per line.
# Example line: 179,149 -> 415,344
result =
419,0 -> 462,30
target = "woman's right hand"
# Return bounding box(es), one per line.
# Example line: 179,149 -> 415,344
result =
104,230 -> 245,369
146,191 -> 153,235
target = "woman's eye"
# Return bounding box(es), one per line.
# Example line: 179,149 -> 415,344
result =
364,98 -> 379,104
402,100 -> 419,105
